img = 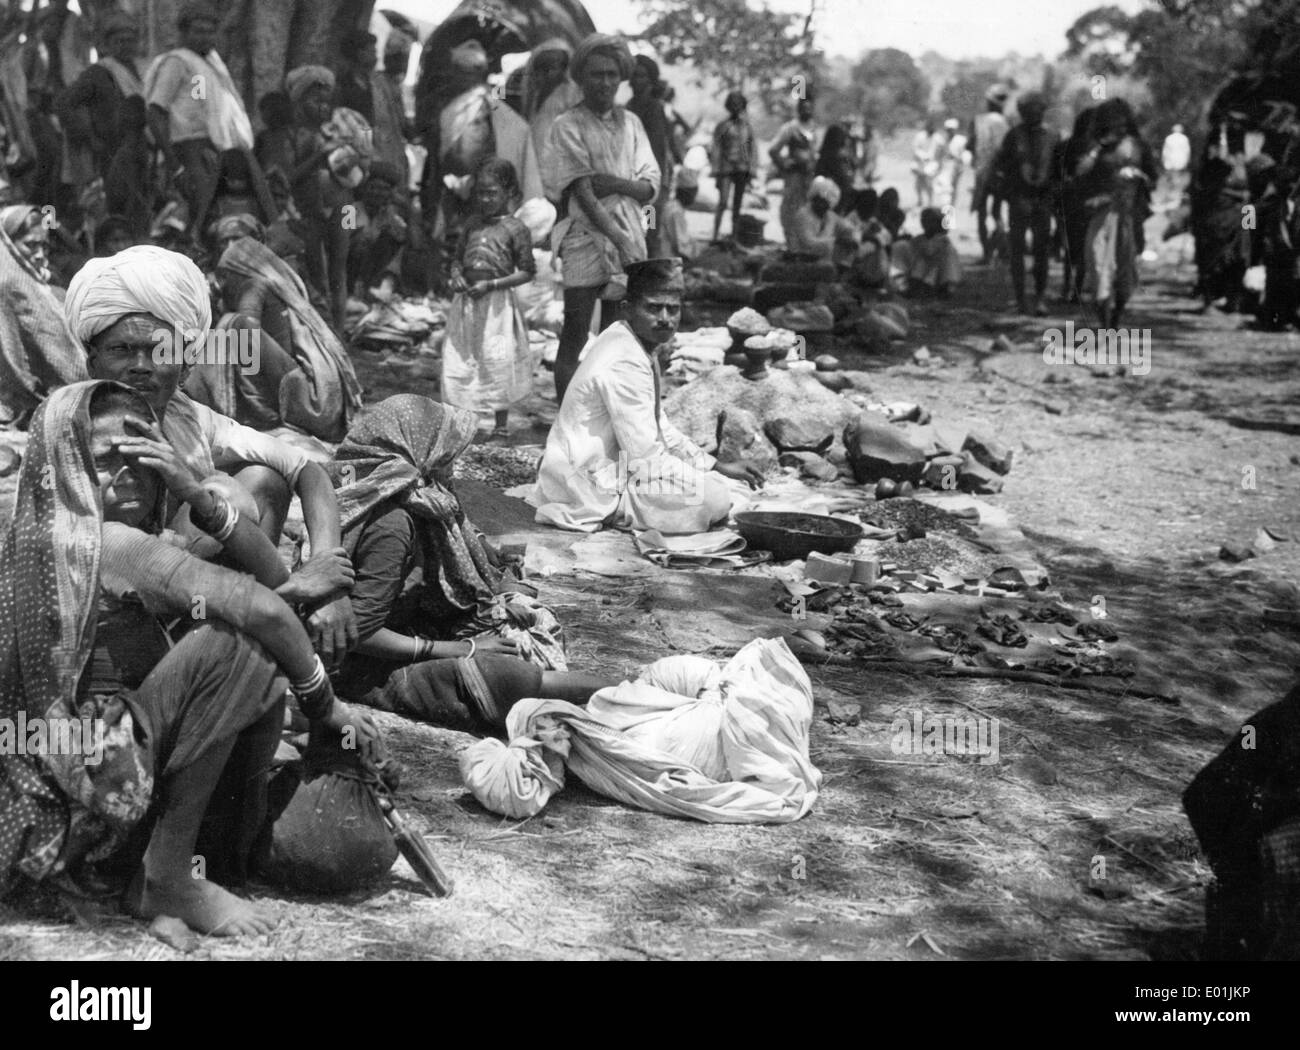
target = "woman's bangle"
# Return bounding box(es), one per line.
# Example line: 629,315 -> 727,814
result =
290,654 -> 327,696
191,494 -> 238,542
463,638 -> 476,660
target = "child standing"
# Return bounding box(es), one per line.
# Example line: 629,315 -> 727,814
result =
443,158 -> 536,441
711,91 -> 757,242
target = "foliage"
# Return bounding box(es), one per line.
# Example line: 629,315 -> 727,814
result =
829,48 -> 930,134
635,0 -> 819,116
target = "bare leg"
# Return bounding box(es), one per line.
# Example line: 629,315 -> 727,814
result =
556,285 -> 601,404
137,736 -> 279,937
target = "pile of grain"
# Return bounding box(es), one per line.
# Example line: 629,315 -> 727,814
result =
876,534 -> 997,578
453,444 -> 543,488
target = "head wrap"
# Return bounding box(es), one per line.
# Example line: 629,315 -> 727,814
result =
626,257 -> 684,301
211,212 -> 266,244
633,55 -> 660,81
449,40 -> 488,74
985,83 -> 1010,104
99,9 -> 138,41
328,395 -> 504,618
1017,92 -> 1046,119
64,245 -> 212,358
0,204 -> 41,241
177,0 -> 219,30
286,65 -> 335,105
514,197 -> 557,245
809,175 -> 841,207
570,33 -> 633,82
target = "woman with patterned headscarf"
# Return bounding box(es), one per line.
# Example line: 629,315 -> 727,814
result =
0,205 -> 85,427
545,33 -> 661,403
325,395 -> 605,732
0,379 -> 377,934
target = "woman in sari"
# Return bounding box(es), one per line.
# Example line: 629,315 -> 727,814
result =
0,204 -> 85,427
1075,99 -> 1157,327
328,395 -> 609,731
187,233 -> 363,442
0,380 -> 375,936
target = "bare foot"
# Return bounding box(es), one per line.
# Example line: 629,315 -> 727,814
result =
138,874 -> 279,937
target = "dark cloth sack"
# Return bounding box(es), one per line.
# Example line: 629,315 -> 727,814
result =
259,764 -> 397,895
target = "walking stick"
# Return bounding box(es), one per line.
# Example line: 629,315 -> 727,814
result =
373,785 -> 454,898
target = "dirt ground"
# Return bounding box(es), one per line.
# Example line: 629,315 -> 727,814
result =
4,142 -> 1300,961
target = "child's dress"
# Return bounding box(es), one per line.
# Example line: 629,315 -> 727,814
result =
442,213 -> 536,412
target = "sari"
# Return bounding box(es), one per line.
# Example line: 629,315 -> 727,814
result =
0,206 -> 86,428
328,395 -> 566,669
0,382 -> 285,896
202,236 -> 363,442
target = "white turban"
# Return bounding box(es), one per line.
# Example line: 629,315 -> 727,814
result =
514,197 -> 556,245
809,175 -> 841,208
64,245 -> 212,356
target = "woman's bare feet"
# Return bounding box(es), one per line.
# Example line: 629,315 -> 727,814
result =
128,870 -> 279,937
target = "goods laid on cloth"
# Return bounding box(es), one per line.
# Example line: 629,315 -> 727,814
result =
460,638 -> 821,823
633,527 -> 769,569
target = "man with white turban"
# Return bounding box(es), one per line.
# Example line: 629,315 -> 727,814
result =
144,1 -> 255,238
787,175 -> 852,259
65,245 -> 360,666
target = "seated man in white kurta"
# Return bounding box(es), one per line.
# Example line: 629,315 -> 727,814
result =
533,258 -> 764,533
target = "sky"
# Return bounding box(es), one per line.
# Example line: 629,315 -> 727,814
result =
382,0 -> 1153,61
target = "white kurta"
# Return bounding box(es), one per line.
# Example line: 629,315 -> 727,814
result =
533,322 -> 731,534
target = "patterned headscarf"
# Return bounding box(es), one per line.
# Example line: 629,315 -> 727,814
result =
211,212 -> 266,244
0,381 -> 162,890
0,205 -> 49,283
286,65 -> 335,105
328,395 -> 499,616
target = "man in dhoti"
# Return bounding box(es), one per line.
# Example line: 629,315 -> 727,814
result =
533,258 -> 764,534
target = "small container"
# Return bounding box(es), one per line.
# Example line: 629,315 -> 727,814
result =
850,557 -> 880,586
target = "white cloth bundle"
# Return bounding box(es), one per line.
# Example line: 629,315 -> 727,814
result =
459,639 -> 822,824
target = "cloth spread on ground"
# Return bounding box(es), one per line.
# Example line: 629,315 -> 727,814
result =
634,528 -> 768,569
459,638 -> 821,823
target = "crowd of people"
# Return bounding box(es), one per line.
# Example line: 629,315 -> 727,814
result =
0,0 -> 1291,950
